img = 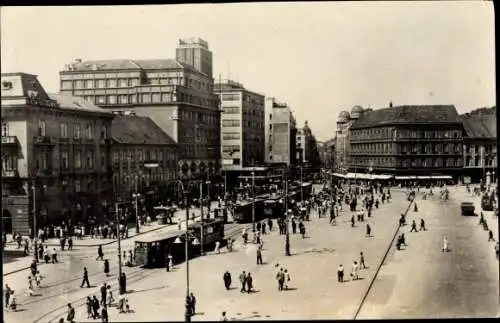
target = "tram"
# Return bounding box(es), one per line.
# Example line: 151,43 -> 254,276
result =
134,217 -> 225,268
233,198 -> 264,223
263,194 -> 284,219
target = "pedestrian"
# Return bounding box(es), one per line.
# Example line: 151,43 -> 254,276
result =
189,293 -> 196,314
239,271 -> 247,293
495,242 -> 499,260
227,238 -> 233,252
100,283 -> 107,306
351,261 -> 359,280
97,245 -> 104,261
488,230 -> 495,242
256,246 -> 263,265
120,272 -> 127,294
221,311 -> 228,321
351,215 -> 355,227
291,220 -> 297,234
360,252 -> 367,269
299,222 -> 306,238
256,231 -> 261,244
276,268 -> 285,291
67,236 -> 73,251
268,218 -> 273,231
284,269 -> 291,290
43,247 -> 50,264
51,248 -> 58,263
104,259 -> 110,277
168,254 -> 173,270
366,224 -> 372,237
223,271 -> 232,290
246,273 -> 253,293
107,285 -> 115,306
80,267 -> 90,288
442,236 -> 449,252
92,295 -> 100,319
35,270 -> 43,287
262,222 -> 266,235
86,296 -> 93,319
337,264 -> 344,282
256,222 -> 261,233
66,303 -> 75,323
4,284 -> 13,309
242,229 -> 248,245
420,218 -> 426,231
101,305 -> 108,322
215,240 -> 221,254
410,220 -> 418,232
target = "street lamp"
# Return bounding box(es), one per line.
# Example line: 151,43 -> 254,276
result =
174,180 -> 192,322
132,191 -> 141,234
251,170 -> 256,241
31,183 -> 38,263
284,174 -> 291,256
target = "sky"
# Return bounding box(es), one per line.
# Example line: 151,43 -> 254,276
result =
1,2 -> 495,141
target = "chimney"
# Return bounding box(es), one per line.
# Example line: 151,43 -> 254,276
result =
389,101 -> 393,108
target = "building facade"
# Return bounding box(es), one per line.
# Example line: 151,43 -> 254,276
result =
111,113 -> 178,202
460,107 -> 497,184
1,73 -> 114,234
59,38 -> 220,183
348,105 -> 464,180
264,98 -> 297,167
335,105 -> 365,171
295,120 -> 320,167
215,79 -> 265,169
317,138 -> 335,170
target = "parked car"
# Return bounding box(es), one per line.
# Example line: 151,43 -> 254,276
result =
461,202 -> 476,216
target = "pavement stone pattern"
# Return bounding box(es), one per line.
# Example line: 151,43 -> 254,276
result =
357,187 -> 500,319
35,190 -> 411,322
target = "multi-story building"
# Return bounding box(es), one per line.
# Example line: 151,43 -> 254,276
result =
317,138 -> 336,170
460,107 -> 497,184
295,120 -> 320,167
335,105 -> 366,171
264,98 -> 297,167
1,72 -> 114,234
111,113 -> 178,201
58,38 -> 220,183
215,79 -> 265,169
348,105 -> 464,180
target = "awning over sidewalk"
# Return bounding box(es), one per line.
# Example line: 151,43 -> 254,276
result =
396,175 -> 453,180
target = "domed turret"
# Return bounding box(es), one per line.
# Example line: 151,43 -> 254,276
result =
337,110 -> 350,123
351,105 -> 364,119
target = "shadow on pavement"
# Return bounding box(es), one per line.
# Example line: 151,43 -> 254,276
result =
126,286 -> 166,294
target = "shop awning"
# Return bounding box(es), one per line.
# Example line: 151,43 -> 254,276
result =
395,176 -> 417,180
430,175 -> 452,180
332,173 -> 346,178
417,176 -> 431,179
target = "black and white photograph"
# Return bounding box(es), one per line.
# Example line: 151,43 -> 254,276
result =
1,2 -> 497,321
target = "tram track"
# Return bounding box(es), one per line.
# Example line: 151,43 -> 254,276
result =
34,267 -> 155,323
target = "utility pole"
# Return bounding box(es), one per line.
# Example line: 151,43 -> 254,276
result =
284,173 -> 290,256
300,163 -> 304,202
199,182 -> 204,256
116,200 -> 123,293
32,183 -> 38,263
183,189 -> 191,323
133,176 -> 140,234
252,170 -> 256,241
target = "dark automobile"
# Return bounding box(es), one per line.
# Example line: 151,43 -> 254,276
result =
461,202 -> 476,216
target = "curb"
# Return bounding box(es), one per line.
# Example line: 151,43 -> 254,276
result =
3,214 -> 208,277
353,196 -> 415,319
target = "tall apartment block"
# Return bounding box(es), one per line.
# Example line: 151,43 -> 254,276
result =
58,38 -> 220,183
215,79 -> 265,169
264,97 -> 297,167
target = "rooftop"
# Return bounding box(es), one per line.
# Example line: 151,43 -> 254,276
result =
62,58 -> 200,74
460,114 -> 496,138
48,93 -> 112,114
111,115 -> 176,145
350,105 -> 461,129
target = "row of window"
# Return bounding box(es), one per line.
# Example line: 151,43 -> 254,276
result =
113,149 -> 176,163
222,145 -> 241,154
37,150 -> 104,170
62,78 -> 139,90
222,132 -> 241,140
37,120 -> 107,140
115,169 -> 176,185
351,157 -> 463,168
221,93 -> 240,101
350,128 -> 461,140
464,156 -> 496,167
351,143 -> 462,154
222,120 -> 240,127
464,144 -> 496,155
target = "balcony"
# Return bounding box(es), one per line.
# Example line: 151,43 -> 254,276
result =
1,136 -> 19,145
2,169 -> 19,178
34,136 -> 55,145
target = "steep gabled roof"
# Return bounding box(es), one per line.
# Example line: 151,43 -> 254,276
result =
351,105 -> 461,129
111,115 -> 176,146
460,115 -> 496,138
